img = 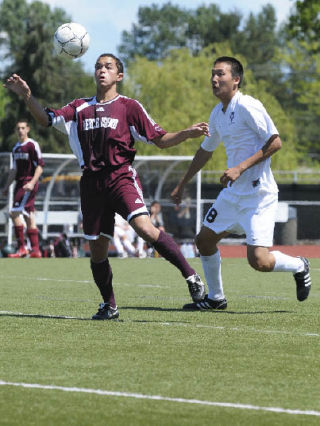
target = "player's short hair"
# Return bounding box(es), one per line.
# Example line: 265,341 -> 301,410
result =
96,53 -> 124,74
16,119 -> 29,127
214,56 -> 244,88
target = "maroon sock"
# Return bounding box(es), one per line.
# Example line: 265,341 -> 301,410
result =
153,230 -> 195,279
14,225 -> 25,249
27,228 -> 39,251
90,259 -> 116,308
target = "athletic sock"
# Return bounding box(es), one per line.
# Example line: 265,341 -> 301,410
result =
90,259 -> 116,308
153,230 -> 194,279
14,225 -> 25,249
27,228 -> 40,252
200,250 -> 225,301
270,250 -> 305,273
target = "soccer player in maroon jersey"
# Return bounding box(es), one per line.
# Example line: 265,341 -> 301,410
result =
4,53 -> 209,319
2,119 -> 44,258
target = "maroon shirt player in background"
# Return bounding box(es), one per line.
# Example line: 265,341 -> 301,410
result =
2,119 -> 44,258
4,53 -> 209,320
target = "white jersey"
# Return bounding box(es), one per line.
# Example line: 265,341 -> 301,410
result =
201,91 -> 279,196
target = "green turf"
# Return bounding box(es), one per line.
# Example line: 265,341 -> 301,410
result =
0,257 -> 319,425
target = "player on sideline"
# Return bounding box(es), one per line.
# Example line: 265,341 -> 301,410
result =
2,119 -> 44,258
171,56 -> 311,311
4,53 -> 208,319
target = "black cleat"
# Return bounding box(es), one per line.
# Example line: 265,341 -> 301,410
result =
183,295 -> 227,311
294,257 -> 311,302
186,273 -> 205,302
92,303 -> 119,320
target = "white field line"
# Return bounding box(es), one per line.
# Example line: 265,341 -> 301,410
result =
0,380 -> 319,417
0,310 -> 319,338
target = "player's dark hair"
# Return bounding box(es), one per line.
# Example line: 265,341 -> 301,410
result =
16,118 -> 29,126
96,53 -> 124,74
214,56 -> 244,88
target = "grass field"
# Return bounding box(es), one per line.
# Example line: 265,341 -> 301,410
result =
0,257 -> 319,425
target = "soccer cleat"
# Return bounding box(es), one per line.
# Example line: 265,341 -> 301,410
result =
92,303 -> 119,320
186,273 -> 205,302
183,295 -> 227,311
29,250 -> 42,258
8,247 -> 28,258
294,257 -> 311,302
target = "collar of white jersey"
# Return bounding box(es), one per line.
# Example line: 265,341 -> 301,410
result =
221,90 -> 242,113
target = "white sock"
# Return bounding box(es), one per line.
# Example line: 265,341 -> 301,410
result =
270,251 -> 304,273
200,250 -> 225,301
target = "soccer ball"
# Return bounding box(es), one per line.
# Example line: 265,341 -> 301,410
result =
53,22 -> 90,59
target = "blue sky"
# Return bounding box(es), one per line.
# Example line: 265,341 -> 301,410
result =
38,0 -> 294,71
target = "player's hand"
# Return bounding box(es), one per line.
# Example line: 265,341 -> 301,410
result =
23,182 -> 35,192
220,166 -> 241,187
3,74 -> 31,99
187,122 -> 210,138
171,185 -> 184,205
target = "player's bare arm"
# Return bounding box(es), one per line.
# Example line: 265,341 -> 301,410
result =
4,74 -> 49,127
153,122 -> 209,149
171,147 -> 212,205
220,135 -> 282,187
23,165 -> 43,192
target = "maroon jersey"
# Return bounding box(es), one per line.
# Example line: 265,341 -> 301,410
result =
46,95 -> 167,174
12,139 -> 44,181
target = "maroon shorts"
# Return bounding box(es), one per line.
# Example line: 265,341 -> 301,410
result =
80,166 -> 149,240
11,180 -> 38,214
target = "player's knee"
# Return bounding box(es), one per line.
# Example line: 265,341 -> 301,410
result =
247,253 -> 272,272
195,233 -> 214,255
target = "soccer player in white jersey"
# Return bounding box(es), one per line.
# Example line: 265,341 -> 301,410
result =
4,53 -> 210,320
171,56 -> 311,310
2,119 -> 44,258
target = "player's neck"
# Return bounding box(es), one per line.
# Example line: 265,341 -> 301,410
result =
96,87 -> 119,103
220,90 -> 238,112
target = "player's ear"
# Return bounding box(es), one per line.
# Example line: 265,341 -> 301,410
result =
117,73 -> 124,82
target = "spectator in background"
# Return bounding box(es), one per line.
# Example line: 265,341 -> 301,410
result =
1,119 -> 44,258
113,213 -> 136,258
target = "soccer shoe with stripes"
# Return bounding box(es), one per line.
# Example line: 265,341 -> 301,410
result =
92,303 -> 119,320
183,295 -> 227,311
186,273 -> 205,302
294,257 -> 311,301
8,247 -> 29,258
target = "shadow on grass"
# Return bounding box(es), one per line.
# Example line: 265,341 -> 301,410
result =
0,307 -> 294,322
120,306 -> 294,314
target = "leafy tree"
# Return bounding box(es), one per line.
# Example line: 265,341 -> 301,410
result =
0,0 -> 95,153
277,40 -> 320,160
287,0 -> 320,48
0,85 -> 10,119
122,45 -> 299,171
118,2 -> 242,62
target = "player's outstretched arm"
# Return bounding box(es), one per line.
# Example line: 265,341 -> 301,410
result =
153,122 -> 210,149
4,74 -> 49,127
171,147 -> 212,205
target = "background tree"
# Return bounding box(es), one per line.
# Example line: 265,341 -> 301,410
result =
287,0 -> 320,48
118,2 -> 243,62
0,0 -> 95,153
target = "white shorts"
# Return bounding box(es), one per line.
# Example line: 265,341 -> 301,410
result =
203,190 -> 278,247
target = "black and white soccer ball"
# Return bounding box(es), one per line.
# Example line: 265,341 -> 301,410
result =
53,22 -> 90,59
